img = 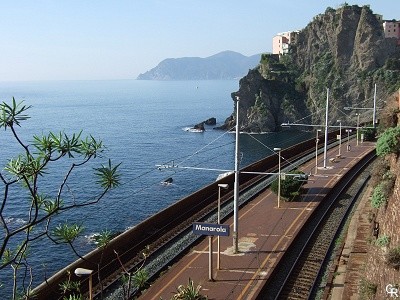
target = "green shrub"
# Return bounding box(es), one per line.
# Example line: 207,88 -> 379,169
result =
370,183 -> 387,208
270,169 -> 307,201
386,246 -> 400,270
375,235 -> 391,247
361,127 -> 376,141
132,268 -> 148,289
171,278 -> 208,300
359,278 -> 377,299
325,7 -> 335,14
370,157 -> 390,186
376,126 -> 400,156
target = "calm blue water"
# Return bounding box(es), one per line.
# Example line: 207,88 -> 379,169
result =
0,80 -> 313,295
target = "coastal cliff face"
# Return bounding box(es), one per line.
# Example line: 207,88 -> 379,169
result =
359,93 -> 400,299
222,5 -> 400,132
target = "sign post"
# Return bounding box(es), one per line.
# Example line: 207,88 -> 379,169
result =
193,222 -> 230,281
208,236 -> 213,281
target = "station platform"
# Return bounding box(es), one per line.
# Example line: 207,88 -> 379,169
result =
138,140 -> 376,299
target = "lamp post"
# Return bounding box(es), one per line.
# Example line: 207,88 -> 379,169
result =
273,148 -> 282,208
315,129 -> 321,175
346,129 -> 352,151
75,268 -> 93,300
217,183 -> 229,270
356,113 -> 360,146
337,120 -> 342,157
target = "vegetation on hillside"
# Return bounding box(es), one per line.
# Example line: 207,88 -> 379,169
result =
376,126 -> 400,156
360,90 -> 400,297
386,246 -> 400,270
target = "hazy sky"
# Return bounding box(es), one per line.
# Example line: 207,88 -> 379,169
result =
0,1 -> 397,82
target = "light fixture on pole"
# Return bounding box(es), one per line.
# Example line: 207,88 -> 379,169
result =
337,120 -> 342,157
74,268 -> 93,300
346,129 -> 352,151
273,147 -> 282,208
315,129 -> 321,175
217,183 -> 229,270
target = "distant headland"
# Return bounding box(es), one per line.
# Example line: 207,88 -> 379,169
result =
136,50 -> 262,80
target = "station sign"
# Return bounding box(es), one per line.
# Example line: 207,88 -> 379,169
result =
192,222 -> 230,236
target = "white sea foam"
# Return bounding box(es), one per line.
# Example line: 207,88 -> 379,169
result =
85,233 -> 100,245
2,217 -> 27,226
183,127 -> 204,133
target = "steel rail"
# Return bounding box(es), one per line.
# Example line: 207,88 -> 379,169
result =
307,174 -> 371,300
257,149 -> 376,300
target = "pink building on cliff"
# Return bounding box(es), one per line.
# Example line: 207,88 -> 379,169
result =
272,31 -> 299,55
272,14 -> 399,55
383,20 -> 400,44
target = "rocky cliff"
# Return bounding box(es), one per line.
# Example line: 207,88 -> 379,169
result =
354,92 -> 400,299
221,4 -> 400,132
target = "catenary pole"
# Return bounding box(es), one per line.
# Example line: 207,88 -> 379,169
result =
323,88 -> 329,168
373,83 -> 377,128
233,96 -> 240,253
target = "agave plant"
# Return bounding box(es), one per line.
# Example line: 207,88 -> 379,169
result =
171,278 -> 208,300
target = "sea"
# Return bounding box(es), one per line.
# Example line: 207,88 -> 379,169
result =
0,79 -> 314,295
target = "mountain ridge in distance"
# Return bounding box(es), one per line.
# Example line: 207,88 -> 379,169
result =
137,50 -> 262,80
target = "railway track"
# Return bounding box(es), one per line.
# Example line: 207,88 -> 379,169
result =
100,142 -> 331,298
31,130 -> 345,299
256,149 -> 376,300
